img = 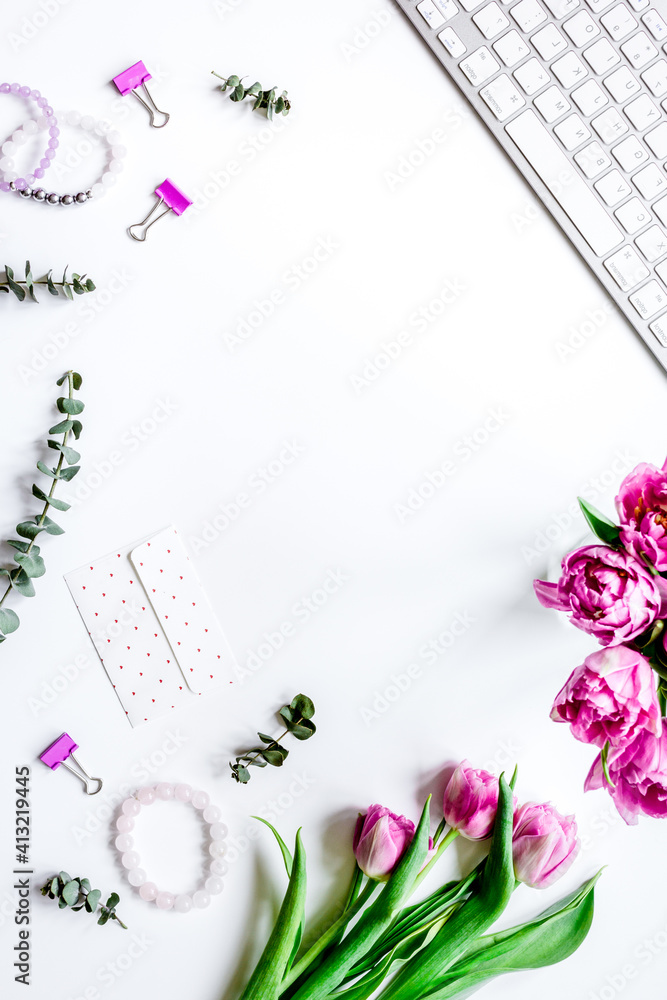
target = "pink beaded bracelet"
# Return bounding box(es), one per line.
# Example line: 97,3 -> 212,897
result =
115,783 -> 228,913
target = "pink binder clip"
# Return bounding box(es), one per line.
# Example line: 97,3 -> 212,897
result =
128,178 -> 192,242
112,60 -> 170,128
39,733 -> 103,795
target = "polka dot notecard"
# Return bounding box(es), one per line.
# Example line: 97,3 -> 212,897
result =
65,525 -> 237,726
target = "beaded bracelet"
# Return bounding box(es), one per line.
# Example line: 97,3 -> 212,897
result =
0,81 -> 58,192
115,783 -> 228,913
3,110 -> 126,206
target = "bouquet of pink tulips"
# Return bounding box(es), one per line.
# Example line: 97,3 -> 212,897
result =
235,761 -> 599,1000
535,457 -> 667,825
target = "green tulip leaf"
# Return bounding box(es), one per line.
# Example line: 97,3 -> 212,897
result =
238,830 -> 307,1000
577,498 -> 621,547
415,871 -> 602,999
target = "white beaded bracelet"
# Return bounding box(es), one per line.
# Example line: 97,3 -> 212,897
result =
114,783 -> 228,913
2,110 -> 126,205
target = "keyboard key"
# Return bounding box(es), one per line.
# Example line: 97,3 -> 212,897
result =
505,110 -> 623,254
604,66 -> 642,101
627,0 -> 650,9
636,224 -> 667,260
480,74 -> 526,119
544,0 -> 579,14
574,139 -> 612,175
586,0 -> 616,11
514,57 -> 552,94
510,0 -> 547,31
554,111 -> 592,148
534,84 -> 572,120
624,93 -> 661,129
460,46 -> 501,83
604,245 -> 650,287
601,3 -> 638,39
612,134 -> 650,169
473,2 -> 511,36
552,51 -> 589,87
564,10 -> 600,44
595,167 -> 633,204
630,279 -> 667,317
584,38 -> 621,73
642,60 -> 667,98
459,0 -> 483,9
592,106 -> 629,141
531,23 -> 568,57
633,162 -> 667,197
621,30 -> 659,67
571,79 -> 609,114
643,8 -> 667,41
649,315 -> 667,347
417,0 -> 446,27
645,121 -> 667,157
654,194 -> 667,224
615,196 -> 653,231
434,0 -> 460,15
438,26 -> 467,54
493,29 -> 531,65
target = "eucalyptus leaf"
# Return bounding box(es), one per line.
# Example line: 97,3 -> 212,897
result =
62,881 -> 80,906
11,570 -> 35,597
0,608 -> 20,634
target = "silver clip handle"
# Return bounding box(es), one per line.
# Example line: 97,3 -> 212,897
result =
61,753 -> 103,795
127,197 -> 172,242
132,83 -> 170,128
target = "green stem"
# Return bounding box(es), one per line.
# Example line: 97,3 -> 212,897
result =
411,828 -> 459,894
110,910 -> 128,930
0,371 -> 74,610
281,882 -> 378,990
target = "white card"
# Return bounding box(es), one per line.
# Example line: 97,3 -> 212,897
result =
65,525 -> 237,726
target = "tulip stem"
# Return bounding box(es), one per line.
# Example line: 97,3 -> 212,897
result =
411,828 -> 459,894
280,881 -> 378,990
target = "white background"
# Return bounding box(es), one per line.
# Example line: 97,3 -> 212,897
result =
0,1 -> 666,998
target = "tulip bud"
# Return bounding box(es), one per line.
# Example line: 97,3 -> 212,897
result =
353,804 -> 415,881
443,760 -> 499,841
512,802 -> 579,889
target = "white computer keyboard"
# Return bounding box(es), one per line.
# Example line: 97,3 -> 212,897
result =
396,0 -> 667,370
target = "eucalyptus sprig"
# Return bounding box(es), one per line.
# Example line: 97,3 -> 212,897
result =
0,371 -> 84,643
211,73 -> 291,120
1,261 -> 95,302
40,872 -> 127,929
231,693 -> 316,784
